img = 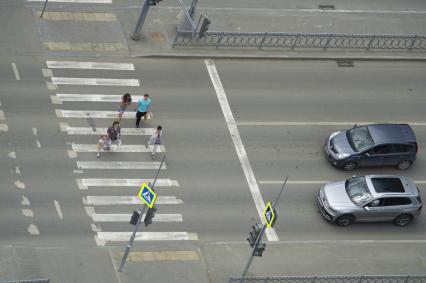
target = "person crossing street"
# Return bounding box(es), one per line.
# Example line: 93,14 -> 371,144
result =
135,93 -> 151,128
146,125 -> 162,160
96,121 -> 122,158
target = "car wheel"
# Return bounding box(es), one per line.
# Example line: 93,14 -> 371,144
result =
394,214 -> 413,226
397,160 -> 412,170
335,215 -> 355,226
343,162 -> 356,171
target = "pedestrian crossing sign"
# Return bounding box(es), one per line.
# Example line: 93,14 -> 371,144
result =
263,201 -> 275,228
138,183 -> 157,208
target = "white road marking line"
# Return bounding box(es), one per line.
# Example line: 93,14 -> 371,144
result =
32,127 -> 38,136
91,214 -> 183,222
0,124 -> 8,131
47,61 -> 135,70
56,109 -> 136,119
77,178 -> 179,189
237,121 -> 426,126
60,123 -> 154,135
28,0 -> 112,3
11,63 -> 20,80
260,180 -> 426,185
85,195 -> 183,205
97,232 -> 199,243
85,206 -> 95,216
50,95 -> 62,104
21,196 -> 30,206
28,224 -> 40,235
91,223 -> 102,232
76,161 -> 167,170
0,110 -> 5,120
36,139 -> 41,148
22,209 -> 34,217
108,248 -> 123,283
8,151 -> 16,159
73,169 -> 84,174
72,143 -> 166,153
14,180 -> 25,189
278,240 -> 426,244
54,200 -> 63,219
15,166 -> 22,176
55,93 -> 144,102
205,59 -> 278,242
51,77 -> 139,86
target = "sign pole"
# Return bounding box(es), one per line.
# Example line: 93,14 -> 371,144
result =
241,176 -> 288,278
117,154 -> 166,272
40,0 -> 48,18
131,0 -> 150,41
118,206 -> 146,272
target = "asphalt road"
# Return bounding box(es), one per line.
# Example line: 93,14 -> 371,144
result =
1,55 -> 426,282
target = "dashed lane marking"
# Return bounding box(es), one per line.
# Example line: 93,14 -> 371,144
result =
28,224 -> 40,235
0,124 -> 8,131
36,12 -> 116,21
11,63 -> 20,80
56,109 -> 137,118
112,250 -> 200,262
0,110 -> 5,120
47,61 -> 134,70
205,59 -> 278,242
36,139 -> 41,148
22,209 -> 34,217
32,127 -> 38,136
60,123 -> 155,135
84,195 -> 183,205
8,152 -> 16,159
54,200 -> 64,219
77,178 -> 179,190
91,214 -> 183,222
52,77 -> 139,86
14,180 -> 26,189
72,143 -> 166,153
21,196 -> 30,206
76,161 -> 167,170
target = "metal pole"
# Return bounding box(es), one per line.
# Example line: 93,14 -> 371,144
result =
117,155 -> 166,272
40,0 -> 48,18
188,0 -> 198,20
131,0 -> 150,41
118,206 -> 147,272
176,0 -> 197,32
241,176 -> 288,278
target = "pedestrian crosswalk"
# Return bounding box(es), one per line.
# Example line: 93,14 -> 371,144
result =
45,59 -> 196,246
0,104 -> 7,132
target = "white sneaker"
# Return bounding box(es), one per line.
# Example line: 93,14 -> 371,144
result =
97,152 -> 100,158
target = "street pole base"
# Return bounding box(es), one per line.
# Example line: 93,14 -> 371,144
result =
131,33 -> 141,41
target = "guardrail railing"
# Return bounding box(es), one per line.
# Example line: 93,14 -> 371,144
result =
229,275 -> 426,283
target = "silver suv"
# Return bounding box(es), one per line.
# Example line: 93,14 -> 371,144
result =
318,175 -> 422,226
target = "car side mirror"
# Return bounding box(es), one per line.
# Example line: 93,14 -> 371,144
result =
364,206 -> 370,211
365,152 -> 370,157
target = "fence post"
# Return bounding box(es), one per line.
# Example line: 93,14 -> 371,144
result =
291,33 -> 300,50
408,35 -> 417,51
216,33 -> 224,49
323,35 -> 332,51
404,275 -> 410,283
367,35 -> 375,50
258,32 -> 268,50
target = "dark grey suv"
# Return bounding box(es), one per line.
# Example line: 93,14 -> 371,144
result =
324,124 -> 418,171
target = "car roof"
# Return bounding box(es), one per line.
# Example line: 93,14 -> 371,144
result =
366,124 -> 417,144
365,175 -> 418,198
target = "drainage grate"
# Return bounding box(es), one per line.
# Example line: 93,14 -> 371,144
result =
337,61 -> 354,67
319,5 -> 335,10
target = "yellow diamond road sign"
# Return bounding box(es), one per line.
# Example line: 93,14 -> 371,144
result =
263,201 -> 275,228
138,183 -> 157,208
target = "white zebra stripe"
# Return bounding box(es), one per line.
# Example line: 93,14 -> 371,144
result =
51,77 -> 139,86
72,143 -> 166,153
46,61 -> 134,70
84,196 -> 183,205
77,178 -> 179,188
54,94 -> 144,102
60,123 -> 155,135
97,232 -> 199,243
28,0 -> 112,3
56,109 -> 136,119
91,214 -> 183,222
77,161 -> 166,170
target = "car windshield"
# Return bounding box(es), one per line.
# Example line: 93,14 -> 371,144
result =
345,176 -> 373,206
347,126 -> 374,152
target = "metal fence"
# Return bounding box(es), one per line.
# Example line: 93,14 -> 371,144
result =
229,275 -> 426,283
172,31 -> 426,51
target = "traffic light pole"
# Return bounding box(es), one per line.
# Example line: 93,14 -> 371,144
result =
40,0 -> 48,18
241,176 -> 288,278
131,0 -> 151,41
118,155 -> 166,272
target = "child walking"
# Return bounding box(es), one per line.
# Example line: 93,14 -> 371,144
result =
146,125 -> 162,160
